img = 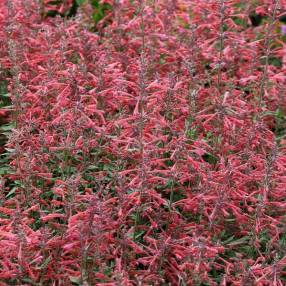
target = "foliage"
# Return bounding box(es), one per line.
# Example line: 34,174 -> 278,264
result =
43,0 -> 112,25
0,0 -> 286,285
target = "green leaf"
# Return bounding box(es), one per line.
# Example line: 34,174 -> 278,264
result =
76,0 -> 87,6
69,276 -> 80,285
5,187 -> 16,198
87,165 -> 97,170
1,122 -> 15,131
227,236 -> 249,246
4,148 -> 15,152
222,235 -> 235,245
202,153 -> 218,165
39,256 -> 52,270
47,0 -> 62,4
92,10 -> 104,23
0,166 -> 11,175
134,230 -> 145,240
22,278 -> 36,285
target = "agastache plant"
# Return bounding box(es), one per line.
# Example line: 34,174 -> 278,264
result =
0,0 -> 286,285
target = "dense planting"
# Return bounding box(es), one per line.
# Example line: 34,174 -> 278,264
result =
0,0 -> 286,285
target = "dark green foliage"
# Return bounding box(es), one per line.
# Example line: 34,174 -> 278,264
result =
45,0 -> 79,18
0,79 -> 10,108
279,14 -> 286,23
248,10 -> 266,27
0,78 -> 12,177
45,0 -> 112,24
202,153 -> 218,165
90,0 -> 112,24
